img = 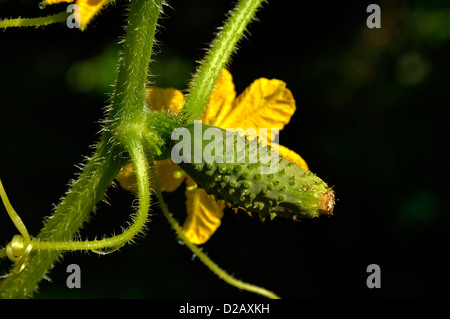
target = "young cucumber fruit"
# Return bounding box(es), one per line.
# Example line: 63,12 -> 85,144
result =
172,122 -> 335,221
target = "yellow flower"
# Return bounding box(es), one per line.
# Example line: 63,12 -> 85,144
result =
116,69 -> 308,245
41,0 -> 108,30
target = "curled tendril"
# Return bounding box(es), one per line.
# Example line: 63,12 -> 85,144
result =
6,235 -> 33,274
6,235 -> 25,262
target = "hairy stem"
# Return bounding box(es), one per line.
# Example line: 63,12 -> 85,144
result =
150,166 -> 281,299
0,0 -> 163,298
108,0 -> 164,132
0,12 -> 70,29
182,0 -> 264,122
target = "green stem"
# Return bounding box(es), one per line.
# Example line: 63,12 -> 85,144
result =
0,12 -> 70,29
150,166 -> 281,299
109,0 -> 164,133
182,0 -> 264,123
0,0 -> 163,298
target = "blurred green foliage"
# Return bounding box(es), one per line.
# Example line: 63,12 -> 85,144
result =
0,0 -> 449,298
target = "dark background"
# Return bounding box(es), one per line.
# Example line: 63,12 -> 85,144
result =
1,0 -> 449,299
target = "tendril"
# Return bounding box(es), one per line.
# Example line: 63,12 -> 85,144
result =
0,179 -> 33,273
0,131 -> 150,268
149,165 -> 281,299
5,235 -> 33,274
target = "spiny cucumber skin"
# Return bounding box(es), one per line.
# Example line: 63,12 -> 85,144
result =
174,123 -> 335,220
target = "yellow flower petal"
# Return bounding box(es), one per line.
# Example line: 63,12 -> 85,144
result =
116,159 -> 186,193
275,144 -> 309,171
43,0 -> 73,4
153,159 -> 186,192
219,78 -> 296,142
77,0 -> 108,30
182,178 -> 225,245
202,69 -> 236,126
145,87 -> 184,114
